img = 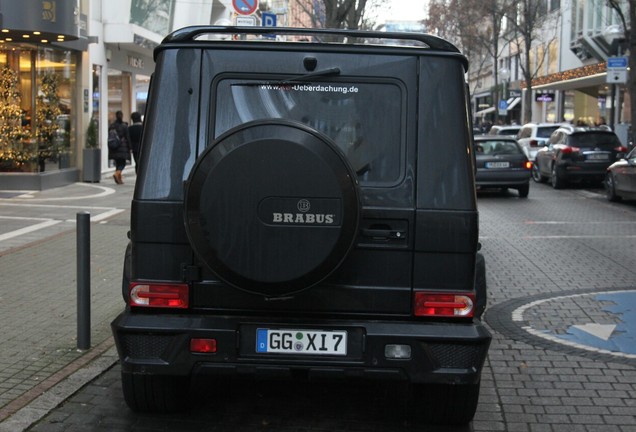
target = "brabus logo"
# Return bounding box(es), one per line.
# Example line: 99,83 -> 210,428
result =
261,197 -> 339,226
297,199 -> 311,213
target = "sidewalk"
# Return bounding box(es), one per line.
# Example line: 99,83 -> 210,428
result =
0,171 -> 135,431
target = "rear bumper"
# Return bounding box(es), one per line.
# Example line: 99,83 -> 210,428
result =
476,169 -> 530,188
111,311 -> 491,385
556,161 -> 611,181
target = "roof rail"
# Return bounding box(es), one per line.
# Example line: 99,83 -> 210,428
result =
162,25 -> 461,54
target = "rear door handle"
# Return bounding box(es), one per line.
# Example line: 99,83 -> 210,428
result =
361,228 -> 406,240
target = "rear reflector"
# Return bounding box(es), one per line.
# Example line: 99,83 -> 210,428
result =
414,292 -> 475,317
191,338 -> 217,353
129,283 -> 189,308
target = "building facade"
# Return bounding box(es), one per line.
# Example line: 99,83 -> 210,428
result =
0,0 -> 88,190
469,0 -> 631,144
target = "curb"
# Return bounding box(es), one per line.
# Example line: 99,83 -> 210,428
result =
0,339 -> 118,432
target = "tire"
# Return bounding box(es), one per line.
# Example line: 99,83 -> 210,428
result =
531,162 -> 546,183
517,183 -> 529,198
550,164 -> 565,189
122,242 -> 132,302
605,173 -> 621,202
474,253 -> 487,319
409,381 -> 480,425
121,372 -> 190,413
184,120 -> 360,297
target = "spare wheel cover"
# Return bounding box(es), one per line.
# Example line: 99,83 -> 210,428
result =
184,120 -> 360,297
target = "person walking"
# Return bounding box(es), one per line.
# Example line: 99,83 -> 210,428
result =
128,112 -> 143,174
108,110 -> 131,184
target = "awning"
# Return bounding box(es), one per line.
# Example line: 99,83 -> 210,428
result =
507,97 -> 521,110
475,106 -> 495,116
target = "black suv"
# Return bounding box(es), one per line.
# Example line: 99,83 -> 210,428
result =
111,26 -> 490,425
533,124 -> 628,188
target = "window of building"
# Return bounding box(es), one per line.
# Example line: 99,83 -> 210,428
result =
0,45 -> 76,173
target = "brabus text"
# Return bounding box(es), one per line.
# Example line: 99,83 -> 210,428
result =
272,213 -> 335,224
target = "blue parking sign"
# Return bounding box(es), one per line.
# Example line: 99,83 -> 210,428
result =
262,12 -> 276,27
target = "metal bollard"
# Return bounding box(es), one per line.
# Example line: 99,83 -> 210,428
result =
76,211 -> 91,350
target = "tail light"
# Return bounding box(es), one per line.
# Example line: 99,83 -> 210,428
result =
414,292 -> 475,318
615,146 -> 628,153
529,139 -> 538,147
560,146 -> 580,154
524,161 -> 532,170
129,282 -> 189,308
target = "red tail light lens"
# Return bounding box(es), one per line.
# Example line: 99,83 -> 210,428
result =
615,146 -> 628,153
560,146 -> 580,154
414,292 -> 475,317
529,139 -> 538,147
524,161 -> 532,170
129,283 -> 189,308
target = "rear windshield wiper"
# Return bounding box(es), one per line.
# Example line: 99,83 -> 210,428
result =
231,67 -> 341,86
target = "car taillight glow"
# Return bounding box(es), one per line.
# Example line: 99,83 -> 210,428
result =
524,161 -> 532,170
129,283 -> 189,308
414,292 -> 474,317
615,146 -> 628,153
191,338 -> 217,353
560,146 -> 580,154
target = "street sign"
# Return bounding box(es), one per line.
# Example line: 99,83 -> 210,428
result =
498,99 -> 508,116
232,0 -> 258,15
262,12 -> 276,27
607,56 -> 628,84
235,15 -> 257,26
607,56 -> 628,69
607,69 -> 628,84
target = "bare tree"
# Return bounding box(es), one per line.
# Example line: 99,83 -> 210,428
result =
504,0 -> 560,123
607,0 -> 635,146
427,0 -> 512,123
292,0 -> 370,29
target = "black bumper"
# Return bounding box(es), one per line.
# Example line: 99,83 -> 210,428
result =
111,311 -> 491,385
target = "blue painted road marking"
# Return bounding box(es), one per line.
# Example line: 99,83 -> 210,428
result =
557,292 -> 636,354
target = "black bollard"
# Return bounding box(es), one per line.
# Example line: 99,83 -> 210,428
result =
77,211 -> 91,350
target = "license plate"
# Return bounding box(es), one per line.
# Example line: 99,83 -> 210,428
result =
587,153 -> 608,160
256,328 -> 347,355
485,162 -> 510,168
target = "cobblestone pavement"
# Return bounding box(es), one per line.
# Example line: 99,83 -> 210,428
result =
1,180 -> 636,431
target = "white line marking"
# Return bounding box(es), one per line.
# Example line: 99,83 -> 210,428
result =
0,219 -> 62,242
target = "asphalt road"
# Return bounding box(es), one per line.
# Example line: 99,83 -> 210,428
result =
7,180 -> 636,431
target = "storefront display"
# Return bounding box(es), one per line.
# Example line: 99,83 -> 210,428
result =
0,46 -> 76,174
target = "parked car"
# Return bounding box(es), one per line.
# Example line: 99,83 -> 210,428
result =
606,146 -> 636,201
474,136 -> 532,197
533,125 -> 628,189
516,122 -> 563,161
111,26 -> 491,425
488,124 -> 521,137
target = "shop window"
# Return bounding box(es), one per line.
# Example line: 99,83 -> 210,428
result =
0,45 -> 76,173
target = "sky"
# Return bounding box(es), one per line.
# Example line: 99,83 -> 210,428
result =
376,0 -> 428,23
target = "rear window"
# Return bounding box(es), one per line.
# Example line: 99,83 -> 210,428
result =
475,140 -> 522,155
536,126 -> 559,138
570,132 -> 621,148
213,78 -> 404,186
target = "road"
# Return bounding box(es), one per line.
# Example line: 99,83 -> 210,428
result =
4,180 -> 636,431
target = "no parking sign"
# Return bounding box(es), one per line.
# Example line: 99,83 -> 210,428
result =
232,0 -> 258,15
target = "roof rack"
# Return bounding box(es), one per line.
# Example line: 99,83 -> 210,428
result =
162,25 -> 461,54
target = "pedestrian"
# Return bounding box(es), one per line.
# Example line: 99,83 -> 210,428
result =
108,110 -> 131,184
128,112 -> 143,174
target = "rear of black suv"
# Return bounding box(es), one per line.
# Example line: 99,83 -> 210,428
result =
112,26 -> 490,425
